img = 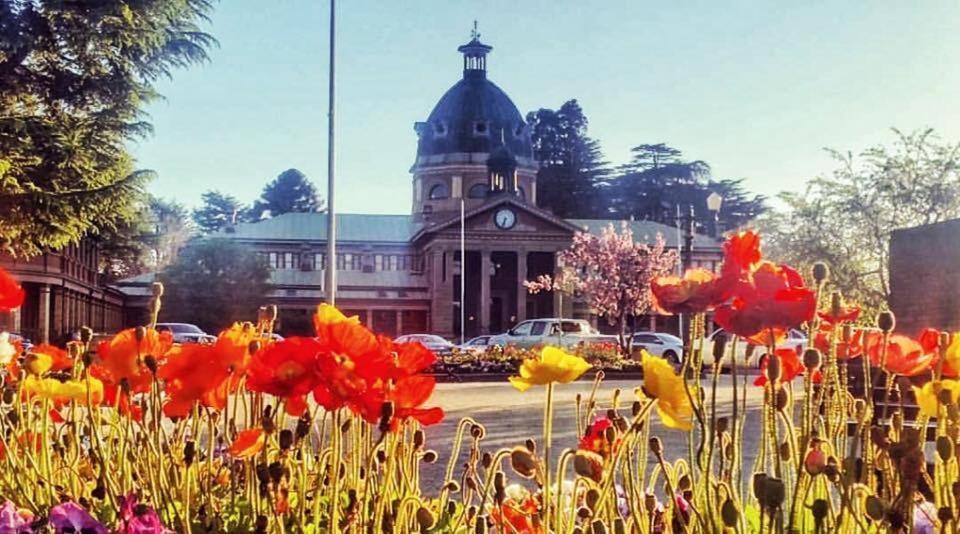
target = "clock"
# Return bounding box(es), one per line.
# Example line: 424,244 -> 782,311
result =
494,208 -> 517,230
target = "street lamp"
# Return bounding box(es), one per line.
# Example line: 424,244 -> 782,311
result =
706,191 -> 723,238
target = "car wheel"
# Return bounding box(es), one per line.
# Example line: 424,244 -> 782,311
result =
663,350 -> 680,366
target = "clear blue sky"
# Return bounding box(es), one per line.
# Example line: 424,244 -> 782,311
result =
130,1 -> 960,214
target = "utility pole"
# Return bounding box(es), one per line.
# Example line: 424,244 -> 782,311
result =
324,0 -> 337,305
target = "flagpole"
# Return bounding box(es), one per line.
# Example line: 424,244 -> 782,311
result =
676,204 -> 682,338
460,198 -> 466,345
324,0 -> 337,305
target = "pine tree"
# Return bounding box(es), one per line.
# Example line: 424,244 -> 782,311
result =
0,1 -> 216,256
250,169 -> 325,219
193,191 -> 250,234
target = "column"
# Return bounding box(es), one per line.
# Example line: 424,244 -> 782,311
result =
480,250 -> 491,334
516,251 -> 528,323
39,284 -> 51,344
429,249 -> 454,338
396,310 -> 403,336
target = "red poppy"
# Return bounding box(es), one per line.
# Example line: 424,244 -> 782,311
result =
30,344 -> 74,373
813,325 -> 865,361
228,428 -> 265,459
246,337 -> 325,416
755,347 -> 822,386
721,230 -> 762,275
579,417 -> 618,459
715,262 -> 816,340
817,305 -> 860,326
865,332 -> 936,377
390,340 -> 437,379
0,268 -> 24,311
651,268 -> 734,315
490,495 -> 542,534
386,375 -> 444,428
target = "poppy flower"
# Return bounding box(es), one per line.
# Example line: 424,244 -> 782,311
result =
754,348 -> 822,386
580,416 -> 617,458
246,337 -> 325,415
228,428 -> 265,459
721,230 -> 762,275
813,325 -> 865,361
641,352 -> 694,431
0,268 -> 24,311
941,333 -> 960,378
651,268 -> 734,315
714,262 -> 816,340
385,375 -> 444,428
93,328 -> 173,394
158,343 -> 225,417
49,502 -> 108,534
117,493 -> 171,534
489,490 -> 542,534
509,346 -> 591,392
28,344 -> 73,374
0,500 -> 31,532
21,375 -> 104,405
913,379 -> 960,418
817,305 -> 861,326
865,332 -> 936,377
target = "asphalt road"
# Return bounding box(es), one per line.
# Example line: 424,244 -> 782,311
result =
418,375 -> 770,494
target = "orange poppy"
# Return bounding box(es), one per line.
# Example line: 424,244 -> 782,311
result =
228,428 -> 265,459
386,375 -> 444,429
93,328 -> 173,394
715,262 -> 816,340
0,267 -> 24,311
651,268 -> 734,315
865,332 -> 936,377
246,337 -> 325,416
490,495 -> 542,534
754,347 -> 822,386
721,230 -> 762,275
29,344 -> 73,374
813,325 -> 864,361
817,306 -> 861,326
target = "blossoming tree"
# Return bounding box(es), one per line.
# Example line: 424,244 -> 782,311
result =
527,223 -> 677,354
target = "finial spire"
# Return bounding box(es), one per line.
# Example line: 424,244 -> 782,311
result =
471,20 -> 479,40
457,25 -> 492,77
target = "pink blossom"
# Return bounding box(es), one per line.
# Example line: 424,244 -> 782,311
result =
0,500 -> 32,532
48,502 -> 107,534
117,494 -> 172,534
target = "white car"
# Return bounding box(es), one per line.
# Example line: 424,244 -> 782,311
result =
630,332 -> 684,365
487,318 -> 618,349
701,328 -> 808,369
155,323 -> 216,345
394,334 -> 454,355
456,335 -> 494,355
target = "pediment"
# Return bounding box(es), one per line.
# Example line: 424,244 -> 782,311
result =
412,197 -> 580,241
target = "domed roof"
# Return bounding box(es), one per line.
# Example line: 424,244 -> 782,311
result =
415,36 -> 534,163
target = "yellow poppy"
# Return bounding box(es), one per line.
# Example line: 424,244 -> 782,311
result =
509,346 -> 591,392
21,375 -> 104,405
914,379 -> 960,418
641,351 -> 695,431
943,333 -> 960,376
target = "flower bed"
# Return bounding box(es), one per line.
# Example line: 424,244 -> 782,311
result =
436,342 -> 640,377
0,231 -> 955,533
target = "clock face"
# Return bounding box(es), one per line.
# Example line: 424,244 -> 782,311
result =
494,208 -> 517,230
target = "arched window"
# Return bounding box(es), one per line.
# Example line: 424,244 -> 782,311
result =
467,183 -> 489,199
428,183 -> 449,200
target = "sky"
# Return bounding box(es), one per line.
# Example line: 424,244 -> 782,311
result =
131,1 -> 960,215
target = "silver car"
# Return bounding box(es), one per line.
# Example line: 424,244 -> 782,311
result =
155,323 -> 216,344
487,318 -> 617,349
394,334 -> 454,355
630,332 -> 684,365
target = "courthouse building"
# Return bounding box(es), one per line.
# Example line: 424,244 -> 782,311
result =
116,34 -> 725,339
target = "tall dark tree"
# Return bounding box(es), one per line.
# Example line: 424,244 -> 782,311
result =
0,1 -> 216,257
607,144 -> 767,232
193,190 -> 250,234
526,100 -> 610,218
250,169 -> 324,219
159,239 -> 271,333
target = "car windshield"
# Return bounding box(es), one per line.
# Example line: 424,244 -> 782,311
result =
657,334 -> 683,345
159,324 -> 203,334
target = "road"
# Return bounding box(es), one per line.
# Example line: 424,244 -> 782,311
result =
418,375 -> 771,493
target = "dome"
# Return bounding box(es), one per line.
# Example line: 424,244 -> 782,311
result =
414,36 -> 534,162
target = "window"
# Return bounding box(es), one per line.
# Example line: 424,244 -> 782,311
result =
517,186 -> 526,201
268,252 -> 278,269
530,322 -> 546,336
468,183 -> 489,199
314,253 -> 326,270
511,322 -> 533,336
375,254 -> 383,271
561,321 -> 585,333
428,183 -> 449,200
283,252 -> 295,270
633,334 -> 661,344
474,121 -> 488,135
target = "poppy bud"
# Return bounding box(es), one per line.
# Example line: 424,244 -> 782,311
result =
380,401 -> 394,421
444,480 -> 461,493
470,423 -> 486,439
649,437 -> 663,456
752,473 -> 768,503
416,506 -> 436,530
603,425 -> 616,444
804,447 -> 826,475
340,418 -> 351,434
254,514 -> 268,534
446,500 -> 457,518
144,355 -> 158,374
842,324 -> 853,343
376,450 -> 387,464
135,326 -> 146,343
763,477 -> 785,509
151,282 -> 165,298
643,493 -> 657,512
721,499 -> 738,527
577,506 -> 592,519
295,414 -> 310,441
573,450 -> 604,482
631,400 -> 642,416
524,438 -> 536,453
712,332 -> 727,362
422,450 -> 438,464
811,499 -> 829,523
802,349 -> 822,371
613,518 -> 626,534
255,464 -> 269,484
678,474 -> 692,491
779,441 -> 791,461
493,471 -> 505,495
184,440 -> 196,466
92,479 -> 106,500
1,387 -> 13,405
775,388 -> 789,412
591,520 -> 607,534
864,495 -> 885,521
79,326 -> 93,344
279,429 -> 293,451
509,447 -> 537,479
268,461 -> 283,484
877,311 -> 896,333
937,436 -> 953,461
413,430 -> 425,449
765,354 -> 781,384
812,262 -> 828,284
481,451 -> 493,469
473,517 -> 487,534
938,507 -> 954,523
716,417 -> 729,434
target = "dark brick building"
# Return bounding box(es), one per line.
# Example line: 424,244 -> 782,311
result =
889,218 -> 960,335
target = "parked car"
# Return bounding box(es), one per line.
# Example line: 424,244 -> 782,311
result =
155,323 -> 216,345
487,318 -> 618,349
701,327 -> 808,369
3,332 -> 33,354
630,332 -> 684,364
394,334 -> 455,355
456,335 -> 494,355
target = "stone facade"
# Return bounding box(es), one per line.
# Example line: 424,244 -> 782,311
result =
889,218 -> 960,335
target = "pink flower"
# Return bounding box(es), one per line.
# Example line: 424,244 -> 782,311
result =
48,502 -> 107,534
117,494 -> 172,534
0,500 -> 31,532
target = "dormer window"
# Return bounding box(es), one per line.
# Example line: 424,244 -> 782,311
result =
433,121 -> 447,137
428,183 -> 450,200
473,121 -> 489,136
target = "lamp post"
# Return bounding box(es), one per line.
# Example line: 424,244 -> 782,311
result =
706,191 -> 723,238
682,204 -> 695,272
